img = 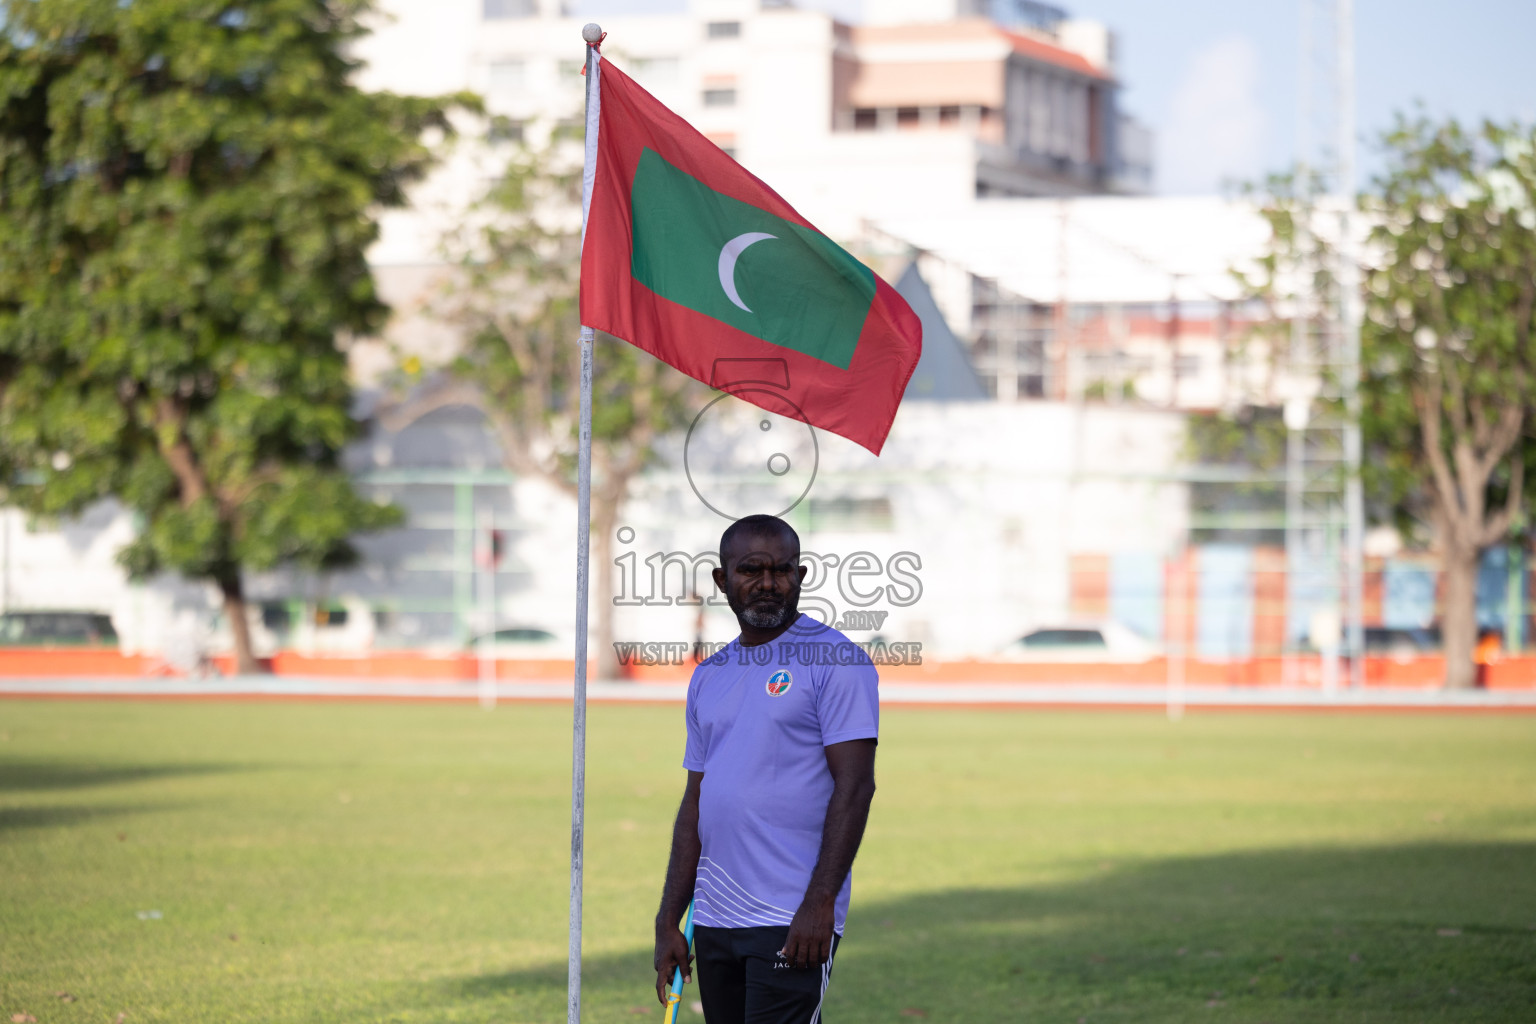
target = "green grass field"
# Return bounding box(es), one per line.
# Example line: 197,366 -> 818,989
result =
2,700 -> 1535,1023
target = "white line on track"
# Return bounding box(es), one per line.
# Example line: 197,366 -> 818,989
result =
3,676 -> 1535,709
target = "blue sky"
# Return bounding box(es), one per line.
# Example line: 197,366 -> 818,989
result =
575,0 -> 1536,194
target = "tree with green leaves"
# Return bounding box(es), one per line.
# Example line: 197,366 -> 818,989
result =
1360,117 -> 1536,688
0,0 -> 466,672
384,142 -> 700,678
1240,119 -> 1536,687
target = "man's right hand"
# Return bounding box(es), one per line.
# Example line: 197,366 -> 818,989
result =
653,926 -> 693,1007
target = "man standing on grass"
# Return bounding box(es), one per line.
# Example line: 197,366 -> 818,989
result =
654,514 -> 879,1023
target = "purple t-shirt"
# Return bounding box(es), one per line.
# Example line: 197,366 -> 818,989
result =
684,615 -> 880,935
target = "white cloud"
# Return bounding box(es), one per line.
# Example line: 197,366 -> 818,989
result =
1157,34 -> 1266,195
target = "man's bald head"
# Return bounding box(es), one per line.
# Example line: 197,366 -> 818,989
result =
713,515 -> 805,636
719,515 -> 800,572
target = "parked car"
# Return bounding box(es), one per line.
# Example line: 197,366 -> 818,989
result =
469,627 -> 566,658
0,610 -> 119,647
998,622 -> 1158,662
1363,625 -> 1441,657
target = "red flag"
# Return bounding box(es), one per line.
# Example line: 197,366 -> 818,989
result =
579,57 -> 922,456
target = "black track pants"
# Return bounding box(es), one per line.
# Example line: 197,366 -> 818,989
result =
693,925 -> 841,1024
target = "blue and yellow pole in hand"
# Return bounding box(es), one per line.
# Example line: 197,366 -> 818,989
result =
663,901 -> 696,1024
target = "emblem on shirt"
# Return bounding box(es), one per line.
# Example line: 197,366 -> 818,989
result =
766,670 -> 793,696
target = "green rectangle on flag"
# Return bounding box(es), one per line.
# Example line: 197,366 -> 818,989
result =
629,148 -> 874,370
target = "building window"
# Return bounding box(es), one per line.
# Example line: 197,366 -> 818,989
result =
259,602 -> 292,633
1173,353 -> 1202,378
483,0 -> 537,19
703,88 -> 737,107
486,58 -> 525,92
706,20 -> 741,38
853,108 -> 878,131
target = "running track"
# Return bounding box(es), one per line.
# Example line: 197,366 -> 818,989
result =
3,676 -> 1535,711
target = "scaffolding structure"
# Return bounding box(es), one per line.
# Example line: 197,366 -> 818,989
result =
1284,0 -> 1366,689
970,276 -> 1054,400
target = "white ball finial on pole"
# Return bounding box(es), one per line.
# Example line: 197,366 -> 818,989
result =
581,22 -> 603,43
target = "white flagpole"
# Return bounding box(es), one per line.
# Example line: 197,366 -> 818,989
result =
568,22 -> 603,1024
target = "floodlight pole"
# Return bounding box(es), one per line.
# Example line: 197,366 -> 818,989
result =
1289,0 -> 1364,690
1166,550 -> 1187,722
567,22 -> 603,1024
1282,0 -> 1312,691
477,502 -> 497,709
1337,0 -> 1365,690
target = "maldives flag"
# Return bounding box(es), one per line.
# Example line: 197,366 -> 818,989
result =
579,56 -> 922,455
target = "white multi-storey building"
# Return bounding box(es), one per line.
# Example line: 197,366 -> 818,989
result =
352,0 -> 1166,399
355,0 -> 1151,250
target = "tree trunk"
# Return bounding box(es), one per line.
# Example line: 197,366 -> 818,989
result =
591,493 -> 621,680
218,571 -> 263,676
1441,542 -> 1480,690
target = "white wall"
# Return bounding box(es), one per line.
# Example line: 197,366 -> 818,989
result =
582,400 -> 1190,658
0,402 -> 1189,661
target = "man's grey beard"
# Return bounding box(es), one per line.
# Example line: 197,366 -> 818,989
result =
741,603 -> 794,629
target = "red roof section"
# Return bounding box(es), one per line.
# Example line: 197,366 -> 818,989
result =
998,28 -> 1110,80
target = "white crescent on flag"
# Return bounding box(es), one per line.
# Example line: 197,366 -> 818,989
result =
717,232 -> 777,312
